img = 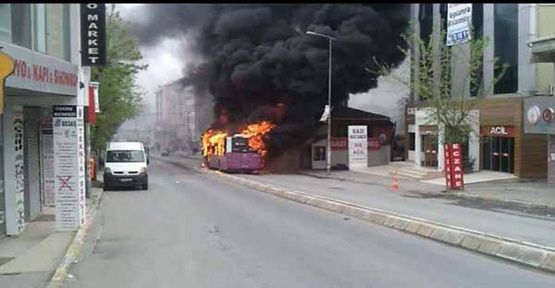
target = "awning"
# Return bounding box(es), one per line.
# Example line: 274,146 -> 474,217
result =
530,35 -> 555,62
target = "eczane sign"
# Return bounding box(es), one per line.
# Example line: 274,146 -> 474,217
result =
81,3 -> 107,66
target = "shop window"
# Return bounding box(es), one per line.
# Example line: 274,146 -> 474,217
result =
494,4 -> 518,94
313,146 -> 326,161
0,4 -> 12,42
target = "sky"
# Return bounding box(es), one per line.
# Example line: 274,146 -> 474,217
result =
117,4 -> 409,127
117,4 -> 185,113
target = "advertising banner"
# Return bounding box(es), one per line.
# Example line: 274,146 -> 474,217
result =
81,4 -> 107,65
53,105 -> 84,231
446,4 -> 472,46
348,125 -> 368,169
444,143 -> 465,190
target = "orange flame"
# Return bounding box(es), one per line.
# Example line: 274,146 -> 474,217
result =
240,121 -> 276,157
201,121 -> 276,158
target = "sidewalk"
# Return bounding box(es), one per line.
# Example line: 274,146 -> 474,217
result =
301,169 -> 555,208
0,186 -> 103,288
154,155 -> 555,248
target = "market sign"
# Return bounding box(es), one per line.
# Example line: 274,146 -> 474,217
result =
81,3 -> 107,66
1,41 -> 78,96
446,4 -> 472,46
330,137 -> 381,150
348,125 -> 368,169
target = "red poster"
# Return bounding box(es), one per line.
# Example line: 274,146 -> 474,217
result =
444,143 -> 464,190
87,85 -> 96,125
451,143 -> 464,189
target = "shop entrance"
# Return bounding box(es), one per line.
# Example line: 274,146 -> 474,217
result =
420,134 -> 438,168
482,136 -> 514,173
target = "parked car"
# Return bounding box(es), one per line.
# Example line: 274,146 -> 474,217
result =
103,142 -> 149,190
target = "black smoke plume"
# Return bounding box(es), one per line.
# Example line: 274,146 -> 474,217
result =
132,4 -> 409,159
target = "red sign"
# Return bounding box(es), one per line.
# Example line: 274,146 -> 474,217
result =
444,143 -> 464,190
87,85 -> 97,125
368,138 -> 381,150
330,137 -> 381,150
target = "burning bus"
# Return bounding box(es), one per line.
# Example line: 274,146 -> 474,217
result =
201,121 -> 275,173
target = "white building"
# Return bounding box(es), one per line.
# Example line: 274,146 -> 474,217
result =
1,4 -> 90,236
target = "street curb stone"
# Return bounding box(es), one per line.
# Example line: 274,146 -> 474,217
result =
46,187 -> 105,288
154,155 -> 555,274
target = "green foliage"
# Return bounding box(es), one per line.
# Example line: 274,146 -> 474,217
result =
371,22 -> 508,144
90,5 -> 147,150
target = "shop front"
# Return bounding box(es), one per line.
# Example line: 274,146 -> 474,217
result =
1,41 -> 82,235
480,125 -> 515,173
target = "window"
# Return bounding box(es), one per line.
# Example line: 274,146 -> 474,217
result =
494,4 -> 518,94
33,4 -> 47,53
440,3 -> 447,31
419,4 -> 434,45
0,4 -> 12,42
11,4 -> 32,49
313,146 -> 326,161
470,4 -> 484,97
106,150 -> 145,163
45,4 -> 71,61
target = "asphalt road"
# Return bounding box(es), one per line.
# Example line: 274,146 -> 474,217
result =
64,160 -> 555,288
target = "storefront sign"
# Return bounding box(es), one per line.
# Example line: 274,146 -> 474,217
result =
444,143 -> 464,190
348,125 -> 368,169
524,97 -> 555,135
40,118 -> 55,205
81,4 -> 107,65
53,105 -> 84,231
446,4 -> 472,46
0,51 -> 15,114
330,137 -> 381,150
480,125 -> 515,137
419,125 -> 438,135
77,107 -> 86,225
1,41 -> 78,96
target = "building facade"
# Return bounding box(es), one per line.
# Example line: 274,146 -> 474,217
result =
1,4 -> 89,236
155,78 -> 213,154
405,3 -> 550,179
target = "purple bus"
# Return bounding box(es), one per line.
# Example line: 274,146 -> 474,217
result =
207,135 -> 264,173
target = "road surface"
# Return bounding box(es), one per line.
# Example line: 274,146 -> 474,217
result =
65,160 -> 555,288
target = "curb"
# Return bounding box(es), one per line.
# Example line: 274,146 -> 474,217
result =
46,187 -> 105,288
154,157 -> 555,273
299,172 -> 555,210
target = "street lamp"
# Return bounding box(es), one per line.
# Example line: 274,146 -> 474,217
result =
307,30 -> 336,174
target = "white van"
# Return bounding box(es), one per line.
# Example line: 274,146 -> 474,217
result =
103,142 -> 149,190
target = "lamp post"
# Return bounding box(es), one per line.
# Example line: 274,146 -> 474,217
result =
307,30 -> 336,174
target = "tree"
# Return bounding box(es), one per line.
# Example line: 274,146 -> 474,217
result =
371,24 -> 508,145
90,5 -> 147,150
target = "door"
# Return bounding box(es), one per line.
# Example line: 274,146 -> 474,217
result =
24,107 -> 42,221
421,134 -> 438,168
482,136 -> 514,173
